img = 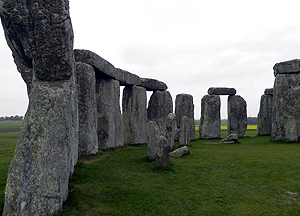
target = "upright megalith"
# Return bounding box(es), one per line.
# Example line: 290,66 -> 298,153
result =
175,94 -> 196,140
166,113 -> 176,149
96,79 -> 124,149
147,121 -> 160,160
155,135 -> 170,168
257,88 -> 273,136
227,95 -> 247,137
199,95 -> 221,139
1,1 -> 78,215
122,85 -> 148,145
147,90 -> 173,136
272,59 -> 300,141
179,116 -> 191,146
75,62 -> 98,156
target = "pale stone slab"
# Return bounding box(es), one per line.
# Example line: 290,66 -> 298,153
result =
169,146 -> 189,157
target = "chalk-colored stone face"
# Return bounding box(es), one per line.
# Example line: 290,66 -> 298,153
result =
122,85 -> 148,145
199,95 -> 221,139
227,95 -> 247,137
272,73 -> 300,141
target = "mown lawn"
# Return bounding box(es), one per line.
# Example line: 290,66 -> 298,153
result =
1,129 -> 300,215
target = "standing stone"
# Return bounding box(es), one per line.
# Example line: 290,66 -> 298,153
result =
199,95 -> 221,139
272,72 -> 300,141
147,90 -> 173,136
175,94 -> 196,140
227,95 -> 247,137
96,79 -> 124,149
257,90 -> 273,136
1,1 -> 78,215
155,135 -> 170,168
122,85 -> 148,145
179,116 -> 191,146
75,62 -> 98,156
147,121 -> 160,160
166,113 -> 176,149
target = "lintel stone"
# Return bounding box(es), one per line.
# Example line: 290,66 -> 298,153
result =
264,88 -> 273,95
208,87 -> 236,95
273,59 -> 300,77
139,78 -> 168,91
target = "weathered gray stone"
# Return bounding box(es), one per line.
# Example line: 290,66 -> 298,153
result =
74,49 -> 141,86
179,116 -> 191,146
257,94 -> 273,136
199,95 -> 221,139
175,94 -> 196,140
1,1 -> 78,215
139,78 -> 167,91
264,88 -> 273,95
208,87 -> 236,95
122,85 -> 148,145
75,62 -> 98,156
272,73 -> 300,141
155,135 -> 170,168
147,121 -> 160,160
273,59 -> 300,76
169,146 -> 189,157
166,113 -> 176,149
147,90 -> 173,136
227,95 -> 247,137
220,133 -> 238,143
96,79 -> 124,149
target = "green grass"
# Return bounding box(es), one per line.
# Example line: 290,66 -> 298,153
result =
1,129 -> 300,215
0,121 -> 22,133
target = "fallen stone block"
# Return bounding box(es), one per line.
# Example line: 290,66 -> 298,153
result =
169,146 -> 189,157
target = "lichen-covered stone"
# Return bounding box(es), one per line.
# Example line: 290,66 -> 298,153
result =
179,116 -> 191,146
257,94 -> 273,136
147,90 -> 173,136
74,49 -> 141,86
220,133 -> 238,143
166,113 -> 176,149
199,95 -> 221,139
75,62 -> 98,156
208,87 -> 236,95
227,95 -> 247,137
155,135 -> 170,168
273,59 -> 300,76
272,73 -> 300,141
122,85 -> 148,145
264,88 -> 273,95
139,78 -> 167,91
147,121 -> 160,160
169,146 -> 189,157
175,94 -> 196,140
96,79 -> 124,149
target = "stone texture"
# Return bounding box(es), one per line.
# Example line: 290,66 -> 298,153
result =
74,49 -> 141,86
273,59 -> 300,76
155,135 -> 170,168
264,88 -> 273,95
1,1 -> 78,215
271,73 -> 300,141
75,62 -> 98,156
175,94 -> 196,140
147,121 -> 160,160
227,95 -> 247,137
169,146 -> 189,157
139,78 -> 168,91
122,85 -> 148,145
220,133 -> 238,143
199,95 -> 221,139
257,94 -> 273,136
179,116 -> 191,146
147,90 -> 173,136
96,79 -> 124,149
208,87 -> 236,95
166,113 -> 176,149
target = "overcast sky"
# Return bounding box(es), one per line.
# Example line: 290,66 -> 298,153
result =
1,0 -> 300,119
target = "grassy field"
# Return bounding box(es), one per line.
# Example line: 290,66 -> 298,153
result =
1,124 -> 300,215
0,121 -> 22,133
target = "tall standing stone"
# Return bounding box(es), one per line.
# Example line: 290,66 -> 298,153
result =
175,94 -> 196,140
75,62 -> 98,156
179,116 -> 191,146
257,89 -> 273,136
96,79 -> 124,149
147,121 -> 160,160
122,85 -> 148,145
166,113 -> 176,149
155,135 -> 170,168
227,95 -> 247,137
272,59 -> 300,141
1,1 -> 78,215
199,95 -> 221,139
147,90 -> 173,136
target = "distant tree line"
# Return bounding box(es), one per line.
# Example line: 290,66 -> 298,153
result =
247,117 -> 257,125
0,115 -> 23,121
